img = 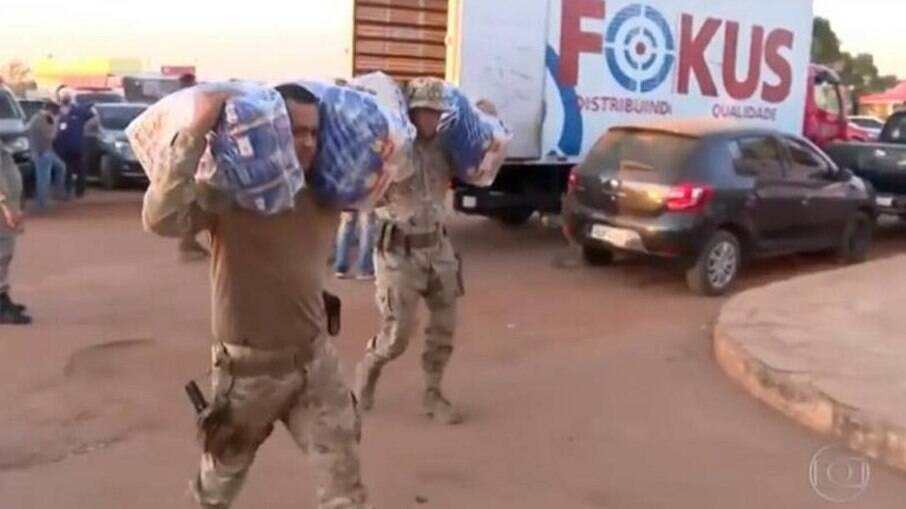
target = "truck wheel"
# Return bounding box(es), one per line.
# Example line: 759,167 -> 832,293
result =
99,156 -> 121,190
494,207 -> 535,227
582,245 -> 614,266
837,212 -> 872,264
686,230 -> 741,297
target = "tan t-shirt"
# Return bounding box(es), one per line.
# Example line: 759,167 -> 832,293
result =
141,132 -> 339,357
208,190 -> 339,350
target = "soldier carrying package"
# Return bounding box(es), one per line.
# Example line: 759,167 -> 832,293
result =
353,77 -> 510,425
134,80 -> 412,509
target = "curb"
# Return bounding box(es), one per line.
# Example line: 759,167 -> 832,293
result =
713,322 -> 906,473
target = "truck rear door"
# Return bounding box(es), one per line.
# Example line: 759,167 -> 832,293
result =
353,0 -> 450,81
447,0 -> 549,160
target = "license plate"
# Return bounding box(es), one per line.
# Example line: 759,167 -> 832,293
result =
876,195 -> 894,208
461,196 -> 477,209
590,224 -> 638,248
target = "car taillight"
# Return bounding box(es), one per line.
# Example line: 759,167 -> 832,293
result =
567,167 -> 578,193
665,183 -> 713,212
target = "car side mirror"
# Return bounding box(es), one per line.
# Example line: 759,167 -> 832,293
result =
835,167 -> 854,181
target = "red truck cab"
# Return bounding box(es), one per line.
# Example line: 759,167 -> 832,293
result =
804,64 -> 850,147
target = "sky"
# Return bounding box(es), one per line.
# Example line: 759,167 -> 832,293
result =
814,0 -> 906,76
1,0 -> 904,81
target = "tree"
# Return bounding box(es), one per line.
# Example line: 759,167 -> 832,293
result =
811,17 -> 900,110
0,60 -> 37,97
812,17 -> 842,65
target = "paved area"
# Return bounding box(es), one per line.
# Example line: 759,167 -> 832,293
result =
2,192 -> 906,508
716,254 -> 906,475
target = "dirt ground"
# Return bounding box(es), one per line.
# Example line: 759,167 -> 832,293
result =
2,191 -> 905,508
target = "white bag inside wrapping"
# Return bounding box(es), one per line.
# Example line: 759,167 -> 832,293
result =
126,87 -> 198,184
349,72 -> 416,186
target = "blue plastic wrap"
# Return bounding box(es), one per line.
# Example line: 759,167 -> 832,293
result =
207,84 -> 304,214
438,87 -> 511,187
305,83 -> 414,207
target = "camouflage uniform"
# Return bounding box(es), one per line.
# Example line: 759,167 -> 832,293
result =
0,148 -> 30,324
193,338 -> 365,509
0,149 -> 21,296
355,78 -> 463,424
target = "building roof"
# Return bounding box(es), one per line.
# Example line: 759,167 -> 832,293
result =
860,81 -> 906,105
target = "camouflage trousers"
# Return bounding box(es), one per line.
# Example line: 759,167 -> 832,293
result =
192,338 -> 369,509
0,234 -> 15,294
364,234 -> 460,388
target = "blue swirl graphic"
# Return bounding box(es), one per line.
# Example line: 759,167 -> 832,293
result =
544,45 -> 583,157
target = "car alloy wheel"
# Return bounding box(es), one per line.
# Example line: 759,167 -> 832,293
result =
706,240 -> 738,291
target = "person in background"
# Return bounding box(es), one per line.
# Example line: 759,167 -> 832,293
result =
175,72 -> 211,261
0,145 -> 31,325
53,100 -> 92,199
27,102 -> 67,210
334,209 -> 376,280
55,87 -> 72,116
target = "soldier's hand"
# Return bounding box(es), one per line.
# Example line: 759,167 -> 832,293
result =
1,205 -> 23,232
187,91 -> 234,138
476,99 -> 499,117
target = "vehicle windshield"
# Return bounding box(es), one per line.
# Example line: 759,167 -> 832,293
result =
882,115 -> 906,143
582,129 -> 699,176
96,105 -> 146,131
19,101 -> 44,120
75,93 -> 124,106
0,93 -> 24,120
813,81 -> 842,116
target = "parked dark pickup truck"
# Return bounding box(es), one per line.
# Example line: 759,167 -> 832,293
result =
826,111 -> 906,215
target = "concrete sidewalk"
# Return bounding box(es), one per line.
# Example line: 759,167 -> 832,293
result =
714,255 -> 906,472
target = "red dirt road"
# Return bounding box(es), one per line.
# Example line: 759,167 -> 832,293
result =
2,192 -> 905,508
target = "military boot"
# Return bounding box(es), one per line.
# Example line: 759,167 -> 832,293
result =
423,388 -> 463,425
354,354 -> 384,411
0,292 -> 25,313
0,293 -> 31,325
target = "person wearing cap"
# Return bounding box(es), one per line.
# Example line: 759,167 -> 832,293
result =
353,77 -> 467,425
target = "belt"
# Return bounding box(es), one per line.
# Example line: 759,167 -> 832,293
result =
383,224 -> 445,252
213,343 -> 310,378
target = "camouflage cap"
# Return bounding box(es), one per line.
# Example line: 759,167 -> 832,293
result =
406,77 -> 447,111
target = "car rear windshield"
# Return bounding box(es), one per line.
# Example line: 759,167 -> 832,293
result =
75,93 -> 124,106
0,93 -> 23,120
582,129 -> 699,175
97,106 -> 146,130
882,115 -> 906,143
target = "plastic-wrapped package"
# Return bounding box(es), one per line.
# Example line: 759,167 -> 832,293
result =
301,80 -> 415,208
351,72 -> 408,114
126,82 -> 304,215
437,86 -> 512,187
205,85 -> 304,215
126,87 -> 196,183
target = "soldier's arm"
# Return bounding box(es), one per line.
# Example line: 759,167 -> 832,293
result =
0,150 -> 17,209
143,90 -> 232,237
0,151 -> 24,230
141,132 -> 215,237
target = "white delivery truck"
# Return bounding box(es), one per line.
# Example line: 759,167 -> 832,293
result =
134,0 -> 830,225
291,0 -> 832,226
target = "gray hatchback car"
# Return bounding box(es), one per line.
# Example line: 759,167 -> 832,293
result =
564,121 -> 876,296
